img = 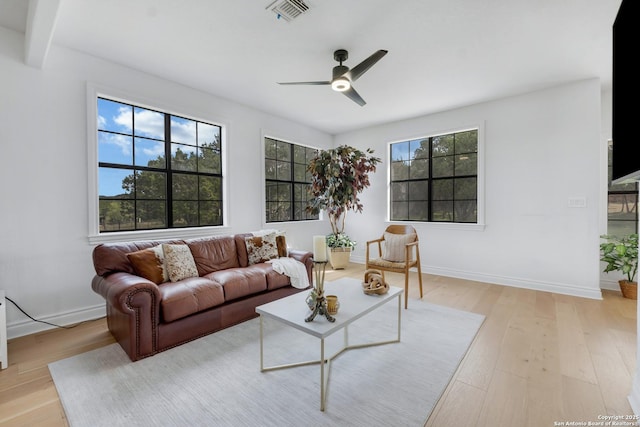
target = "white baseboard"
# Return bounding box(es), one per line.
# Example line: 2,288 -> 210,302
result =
349,256 -> 604,300
6,303 -> 105,340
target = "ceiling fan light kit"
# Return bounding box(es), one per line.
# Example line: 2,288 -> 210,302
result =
331,77 -> 350,92
278,49 -> 388,106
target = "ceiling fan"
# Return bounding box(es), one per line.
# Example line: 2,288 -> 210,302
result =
277,49 -> 388,106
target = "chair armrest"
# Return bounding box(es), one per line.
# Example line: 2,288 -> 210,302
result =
404,240 -> 420,262
366,237 -> 385,260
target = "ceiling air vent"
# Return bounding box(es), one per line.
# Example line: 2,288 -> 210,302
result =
266,0 -> 309,22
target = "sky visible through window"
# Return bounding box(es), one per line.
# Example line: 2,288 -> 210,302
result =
97,99 -> 218,196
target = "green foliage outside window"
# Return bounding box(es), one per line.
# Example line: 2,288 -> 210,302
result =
390,129 -> 478,223
264,137 -> 318,223
97,97 -> 223,232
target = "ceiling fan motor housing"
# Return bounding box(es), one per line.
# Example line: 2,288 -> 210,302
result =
332,65 -> 349,80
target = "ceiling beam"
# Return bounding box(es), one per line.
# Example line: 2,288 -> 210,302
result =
24,0 -> 61,68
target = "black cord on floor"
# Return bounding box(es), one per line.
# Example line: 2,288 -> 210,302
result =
5,296 -> 94,330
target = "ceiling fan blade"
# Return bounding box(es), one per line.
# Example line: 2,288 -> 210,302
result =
345,50 -> 388,82
277,81 -> 331,85
342,86 -> 366,106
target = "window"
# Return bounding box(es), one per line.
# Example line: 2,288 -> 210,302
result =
264,137 -> 318,222
97,97 -> 223,232
390,129 -> 478,223
607,140 -> 638,236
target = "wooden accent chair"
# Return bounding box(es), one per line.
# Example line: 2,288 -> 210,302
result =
365,225 -> 423,309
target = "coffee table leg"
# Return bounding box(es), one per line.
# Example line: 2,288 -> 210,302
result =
397,292 -> 402,341
259,315 -> 264,371
320,337 -> 325,411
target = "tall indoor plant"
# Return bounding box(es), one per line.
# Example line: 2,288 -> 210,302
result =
307,145 -> 381,269
600,233 -> 638,299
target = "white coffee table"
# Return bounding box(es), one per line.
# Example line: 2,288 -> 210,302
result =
256,278 -> 403,411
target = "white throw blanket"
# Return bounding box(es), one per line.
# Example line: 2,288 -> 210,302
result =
268,257 -> 310,289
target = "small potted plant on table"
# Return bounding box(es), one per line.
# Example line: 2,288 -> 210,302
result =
600,233 -> 638,299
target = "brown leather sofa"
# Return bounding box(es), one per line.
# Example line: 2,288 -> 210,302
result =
91,233 -> 312,361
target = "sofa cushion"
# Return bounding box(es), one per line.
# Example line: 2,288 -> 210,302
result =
187,236 -> 240,276
235,233 -> 252,268
163,244 -> 199,282
158,277 -> 225,322
245,233 -> 279,265
246,263 -> 290,291
276,233 -> 288,257
126,245 -> 168,284
205,267 -> 268,301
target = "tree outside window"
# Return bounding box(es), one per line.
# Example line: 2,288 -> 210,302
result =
97,97 -> 223,232
265,137 -> 318,223
607,140 -> 638,237
390,129 -> 478,223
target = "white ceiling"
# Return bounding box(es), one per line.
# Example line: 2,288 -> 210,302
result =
0,0 -> 622,134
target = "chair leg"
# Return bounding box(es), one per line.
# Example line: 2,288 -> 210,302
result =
417,263 -> 424,299
404,270 -> 409,309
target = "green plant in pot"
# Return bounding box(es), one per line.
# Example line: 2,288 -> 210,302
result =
600,233 -> 638,299
307,145 -> 381,269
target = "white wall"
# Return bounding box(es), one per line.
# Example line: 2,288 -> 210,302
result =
0,21 -> 607,339
0,26 -> 332,338
336,79 -> 603,299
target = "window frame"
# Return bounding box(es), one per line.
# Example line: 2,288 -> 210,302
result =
387,124 -> 485,231
607,139 -> 638,236
87,83 -> 229,244
262,134 -> 320,225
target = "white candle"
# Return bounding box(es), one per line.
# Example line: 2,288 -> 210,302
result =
313,235 -> 327,262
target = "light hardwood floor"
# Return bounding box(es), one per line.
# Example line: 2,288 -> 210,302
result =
0,264 -> 636,426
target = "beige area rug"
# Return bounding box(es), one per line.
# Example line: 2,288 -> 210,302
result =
49,294 -> 484,427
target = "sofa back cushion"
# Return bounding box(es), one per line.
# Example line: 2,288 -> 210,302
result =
235,233 -> 252,267
93,240 -> 183,277
187,236 -> 240,276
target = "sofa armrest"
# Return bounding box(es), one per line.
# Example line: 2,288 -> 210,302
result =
288,249 -> 313,284
91,272 -> 161,360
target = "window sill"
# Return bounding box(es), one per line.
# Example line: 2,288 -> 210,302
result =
385,221 -> 486,232
88,226 -> 231,245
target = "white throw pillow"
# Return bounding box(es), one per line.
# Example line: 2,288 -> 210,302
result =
382,232 -> 417,262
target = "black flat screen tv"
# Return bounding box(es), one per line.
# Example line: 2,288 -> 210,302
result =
612,0 -> 639,183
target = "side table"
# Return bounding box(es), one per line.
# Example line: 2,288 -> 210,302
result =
0,291 -> 7,369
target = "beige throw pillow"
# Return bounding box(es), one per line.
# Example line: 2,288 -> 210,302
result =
162,244 -> 199,282
382,232 -> 417,262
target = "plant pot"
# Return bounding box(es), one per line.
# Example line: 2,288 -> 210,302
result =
619,280 -> 638,300
328,247 -> 352,270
